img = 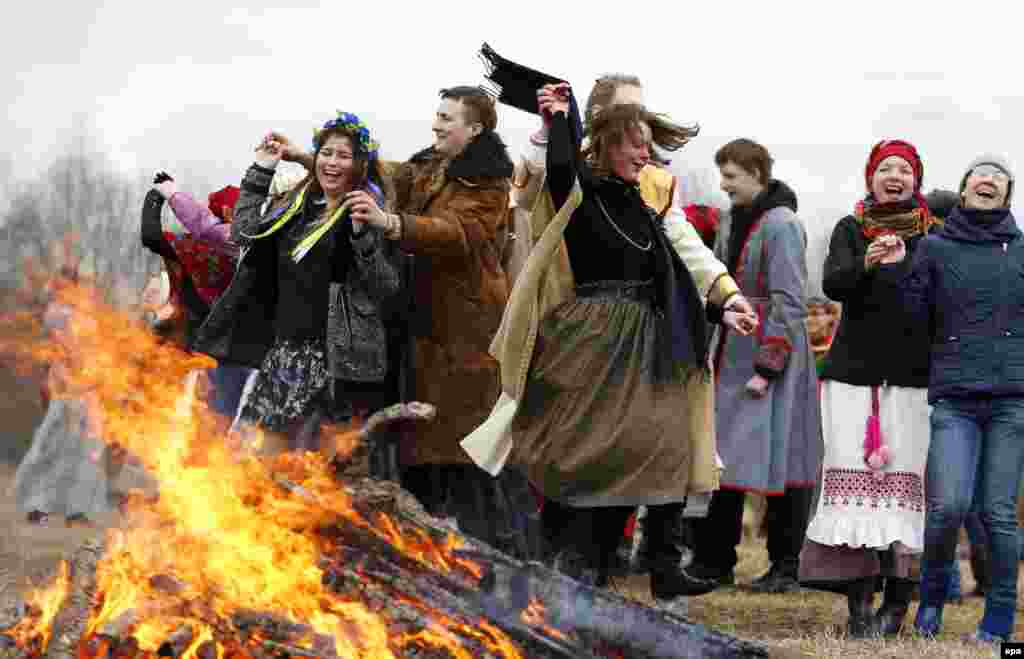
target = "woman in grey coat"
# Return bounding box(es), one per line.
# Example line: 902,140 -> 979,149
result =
680,138 -> 821,595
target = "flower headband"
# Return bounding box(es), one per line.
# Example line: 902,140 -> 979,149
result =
313,111 -> 379,159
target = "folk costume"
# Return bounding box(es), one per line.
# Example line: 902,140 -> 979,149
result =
193,113 -> 404,454
465,99 -> 739,599
685,178 -> 822,592
800,140 -> 935,637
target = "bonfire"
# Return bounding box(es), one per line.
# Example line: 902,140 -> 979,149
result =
0,270 -> 767,659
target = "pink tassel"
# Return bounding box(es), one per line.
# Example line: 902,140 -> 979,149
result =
864,387 -> 890,479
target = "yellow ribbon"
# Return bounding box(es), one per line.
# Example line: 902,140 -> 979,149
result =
240,183 -> 347,263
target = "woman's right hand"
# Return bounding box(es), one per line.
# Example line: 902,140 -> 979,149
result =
865,235 -> 906,268
266,131 -> 306,163
537,83 -> 571,121
254,133 -> 284,166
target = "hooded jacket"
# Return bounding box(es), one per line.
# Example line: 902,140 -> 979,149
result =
884,206 -> 1024,401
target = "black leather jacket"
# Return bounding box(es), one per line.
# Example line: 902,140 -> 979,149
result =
193,163 -> 404,383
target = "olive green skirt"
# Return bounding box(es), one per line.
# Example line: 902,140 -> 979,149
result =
508,280 -> 713,507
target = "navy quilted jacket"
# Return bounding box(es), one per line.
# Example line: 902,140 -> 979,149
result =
883,206 -> 1024,402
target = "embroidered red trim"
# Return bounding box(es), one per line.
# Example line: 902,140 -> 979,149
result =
820,468 -> 924,512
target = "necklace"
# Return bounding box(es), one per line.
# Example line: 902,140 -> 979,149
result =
595,194 -> 653,252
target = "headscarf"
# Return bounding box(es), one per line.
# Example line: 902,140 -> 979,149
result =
856,139 -> 933,240
207,186 -> 240,221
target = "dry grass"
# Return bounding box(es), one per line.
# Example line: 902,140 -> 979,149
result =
614,526 -> 1021,658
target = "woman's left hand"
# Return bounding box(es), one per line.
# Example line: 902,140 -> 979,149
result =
745,374 -> 769,398
723,310 -> 757,336
341,190 -> 388,231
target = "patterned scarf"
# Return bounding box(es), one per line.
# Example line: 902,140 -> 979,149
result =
854,194 -> 934,241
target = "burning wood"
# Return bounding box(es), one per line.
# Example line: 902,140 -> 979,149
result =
0,273 -> 770,659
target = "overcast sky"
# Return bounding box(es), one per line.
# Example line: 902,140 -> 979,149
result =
6,1 -> 1024,288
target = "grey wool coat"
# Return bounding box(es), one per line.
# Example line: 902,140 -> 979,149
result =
711,190 -> 822,494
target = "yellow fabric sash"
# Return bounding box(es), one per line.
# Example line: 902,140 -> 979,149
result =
241,183 -> 346,262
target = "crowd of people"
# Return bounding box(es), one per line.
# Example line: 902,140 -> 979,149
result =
14,62 -> 1024,650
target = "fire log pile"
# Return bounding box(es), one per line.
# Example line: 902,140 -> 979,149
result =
0,276 -> 770,659
0,469 -> 769,659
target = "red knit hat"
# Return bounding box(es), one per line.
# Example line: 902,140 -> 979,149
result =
208,185 -> 241,221
865,140 -> 923,194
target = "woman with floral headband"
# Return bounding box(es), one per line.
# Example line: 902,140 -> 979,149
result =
798,140 -> 936,638
193,112 -> 404,454
264,89 -> 541,559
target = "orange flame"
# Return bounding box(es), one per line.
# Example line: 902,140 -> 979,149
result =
7,560 -> 71,651
1,265 -> 520,659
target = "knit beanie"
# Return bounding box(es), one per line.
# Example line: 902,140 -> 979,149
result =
960,153 -> 1015,205
865,139 -> 924,193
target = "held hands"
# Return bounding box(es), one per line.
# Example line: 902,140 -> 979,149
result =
723,295 -> 759,336
341,190 -> 391,235
745,374 -> 769,398
865,235 -> 906,268
537,83 -> 571,123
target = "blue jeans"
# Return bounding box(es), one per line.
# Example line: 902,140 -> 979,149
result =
207,364 -> 254,420
915,397 -> 1024,639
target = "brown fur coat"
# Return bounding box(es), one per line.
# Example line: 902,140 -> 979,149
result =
392,132 -> 514,465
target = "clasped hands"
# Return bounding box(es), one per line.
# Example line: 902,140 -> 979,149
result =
865,234 -> 906,269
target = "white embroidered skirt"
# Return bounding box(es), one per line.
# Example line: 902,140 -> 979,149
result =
804,380 -> 930,552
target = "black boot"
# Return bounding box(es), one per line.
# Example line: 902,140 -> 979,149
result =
968,543 -> 991,597
647,504 -> 722,599
874,578 -> 914,637
748,558 -> 800,594
846,577 -> 877,639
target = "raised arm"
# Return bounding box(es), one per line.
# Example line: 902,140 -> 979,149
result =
544,110 -> 577,212
167,192 -> 232,246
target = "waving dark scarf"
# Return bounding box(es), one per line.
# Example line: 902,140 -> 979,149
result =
478,42 -> 584,148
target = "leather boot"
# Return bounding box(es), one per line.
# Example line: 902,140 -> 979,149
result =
846,577 -> 877,639
874,578 -> 914,637
647,504 -> 720,599
968,542 -> 991,597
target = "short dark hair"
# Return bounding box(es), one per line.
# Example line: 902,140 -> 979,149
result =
715,138 -> 773,184
439,86 -> 498,132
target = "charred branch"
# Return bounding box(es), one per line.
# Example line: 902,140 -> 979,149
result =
156,625 -> 193,659
43,539 -> 104,659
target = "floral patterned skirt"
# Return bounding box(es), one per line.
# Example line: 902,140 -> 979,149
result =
237,337 -> 331,435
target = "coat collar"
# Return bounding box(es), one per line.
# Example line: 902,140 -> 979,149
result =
409,130 -> 514,180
